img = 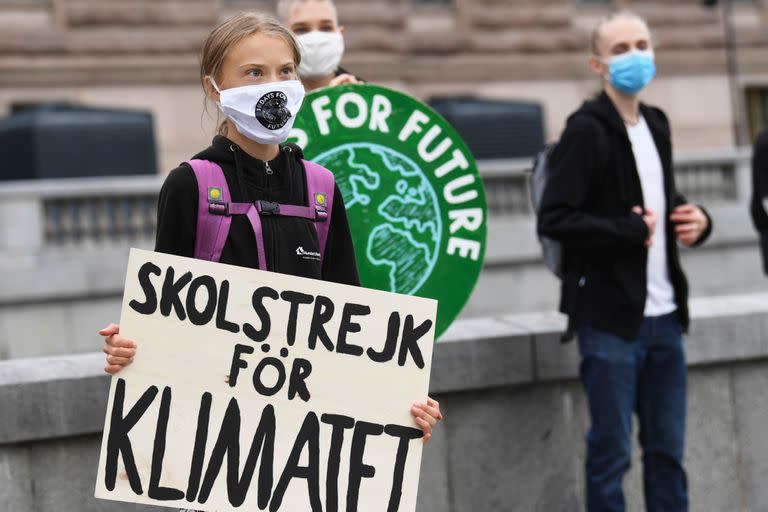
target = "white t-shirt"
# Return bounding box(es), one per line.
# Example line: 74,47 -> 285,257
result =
626,116 -> 677,317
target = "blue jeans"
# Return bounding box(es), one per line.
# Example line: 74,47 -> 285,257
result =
577,311 -> 688,512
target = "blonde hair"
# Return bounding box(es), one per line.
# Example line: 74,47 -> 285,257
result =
590,10 -> 652,56
276,0 -> 338,25
200,12 -> 302,135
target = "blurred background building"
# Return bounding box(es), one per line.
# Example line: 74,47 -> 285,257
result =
0,0 -> 767,170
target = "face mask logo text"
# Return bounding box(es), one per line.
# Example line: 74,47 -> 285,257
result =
255,91 -> 292,130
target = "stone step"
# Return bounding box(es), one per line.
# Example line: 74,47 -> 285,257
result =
63,1 -> 217,27
406,31 -> 469,55
337,2 -> 406,29
631,3 -> 721,27
468,0 -> 565,7
0,27 -> 208,55
469,29 -> 587,54
0,32 -> 66,55
66,27 -> 208,54
654,24 -> 725,50
470,5 -> 573,30
343,27 -> 407,53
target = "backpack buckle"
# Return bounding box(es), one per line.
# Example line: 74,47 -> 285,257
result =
208,201 -> 228,215
258,201 -> 280,215
314,192 -> 328,221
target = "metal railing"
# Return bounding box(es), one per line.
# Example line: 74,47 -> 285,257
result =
478,159 -> 532,216
43,195 -> 157,245
0,176 -> 162,251
0,148 -> 752,251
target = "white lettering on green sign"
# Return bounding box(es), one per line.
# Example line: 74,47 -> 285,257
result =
290,84 -> 487,337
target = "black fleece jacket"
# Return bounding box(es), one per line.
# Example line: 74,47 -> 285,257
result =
750,128 -> 768,274
155,135 -> 360,286
538,92 -> 712,341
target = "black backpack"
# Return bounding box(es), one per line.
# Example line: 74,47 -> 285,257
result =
528,143 -> 563,279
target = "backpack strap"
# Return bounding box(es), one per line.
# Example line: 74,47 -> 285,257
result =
301,159 -> 335,263
253,201 -> 316,219
244,206 -> 268,272
186,158 -> 335,271
188,159 -> 268,270
187,159 -> 233,263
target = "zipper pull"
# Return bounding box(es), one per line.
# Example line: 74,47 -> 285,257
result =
265,161 -> 274,175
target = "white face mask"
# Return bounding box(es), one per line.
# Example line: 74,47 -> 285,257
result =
209,78 -> 305,145
297,31 -> 345,79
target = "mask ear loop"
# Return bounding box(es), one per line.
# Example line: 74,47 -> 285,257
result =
206,76 -> 227,136
207,76 -> 222,94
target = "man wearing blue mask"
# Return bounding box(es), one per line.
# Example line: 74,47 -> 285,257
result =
538,11 -> 712,512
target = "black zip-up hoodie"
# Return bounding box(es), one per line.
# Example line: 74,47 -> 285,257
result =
155,135 -> 360,286
538,92 -> 712,341
750,128 -> 768,274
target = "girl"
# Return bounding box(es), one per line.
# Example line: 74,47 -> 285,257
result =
100,13 -> 441,444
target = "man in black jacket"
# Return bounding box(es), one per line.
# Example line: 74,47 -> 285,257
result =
538,12 -> 711,512
750,128 -> 768,273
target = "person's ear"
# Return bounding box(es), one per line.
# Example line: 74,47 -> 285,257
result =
338,25 -> 344,34
589,55 -> 606,78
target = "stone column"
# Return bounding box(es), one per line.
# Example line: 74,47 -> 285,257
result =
0,195 -> 44,253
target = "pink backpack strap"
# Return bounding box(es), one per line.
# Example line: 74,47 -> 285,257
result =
302,159 -> 335,263
186,158 -> 334,271
188,159 -> 269,270
186,159 -> 233,263
244,207 -> 268,272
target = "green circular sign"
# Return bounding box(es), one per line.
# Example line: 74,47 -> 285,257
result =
290,84 -> 487,338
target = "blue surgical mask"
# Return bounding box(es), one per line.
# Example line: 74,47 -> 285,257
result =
604,50 -> 656,95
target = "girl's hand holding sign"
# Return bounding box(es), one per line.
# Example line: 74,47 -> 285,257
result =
100,323 -> 443,444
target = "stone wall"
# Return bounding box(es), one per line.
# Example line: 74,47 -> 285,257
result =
0,0 -> 767,170
2,0 -> 766,84
3,293 -> 768,510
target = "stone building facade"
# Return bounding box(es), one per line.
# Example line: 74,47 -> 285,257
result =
0,0 -> 767,172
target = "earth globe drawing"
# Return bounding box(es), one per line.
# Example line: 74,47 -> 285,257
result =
313,142 -> 441,296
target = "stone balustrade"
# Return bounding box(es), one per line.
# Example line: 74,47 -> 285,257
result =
0,148 -> 750,254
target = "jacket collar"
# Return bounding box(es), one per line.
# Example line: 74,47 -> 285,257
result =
594,91 -> 673,186
571,90 -> 673,182
596,91 -> 627,133
592,91 -> 668,142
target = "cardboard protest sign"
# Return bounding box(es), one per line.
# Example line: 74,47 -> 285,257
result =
95,248 -> 437,512
290,84 -> 488,338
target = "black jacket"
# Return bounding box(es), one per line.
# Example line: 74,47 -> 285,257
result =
538,92 -> 712,341
335,67 -> 362,82
750,128 -> 768,274
155,135 -> 360,286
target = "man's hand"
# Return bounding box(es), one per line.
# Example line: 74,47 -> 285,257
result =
328,73 -> 359,87
632,206 -> 656,247
670,204 -> 709,247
